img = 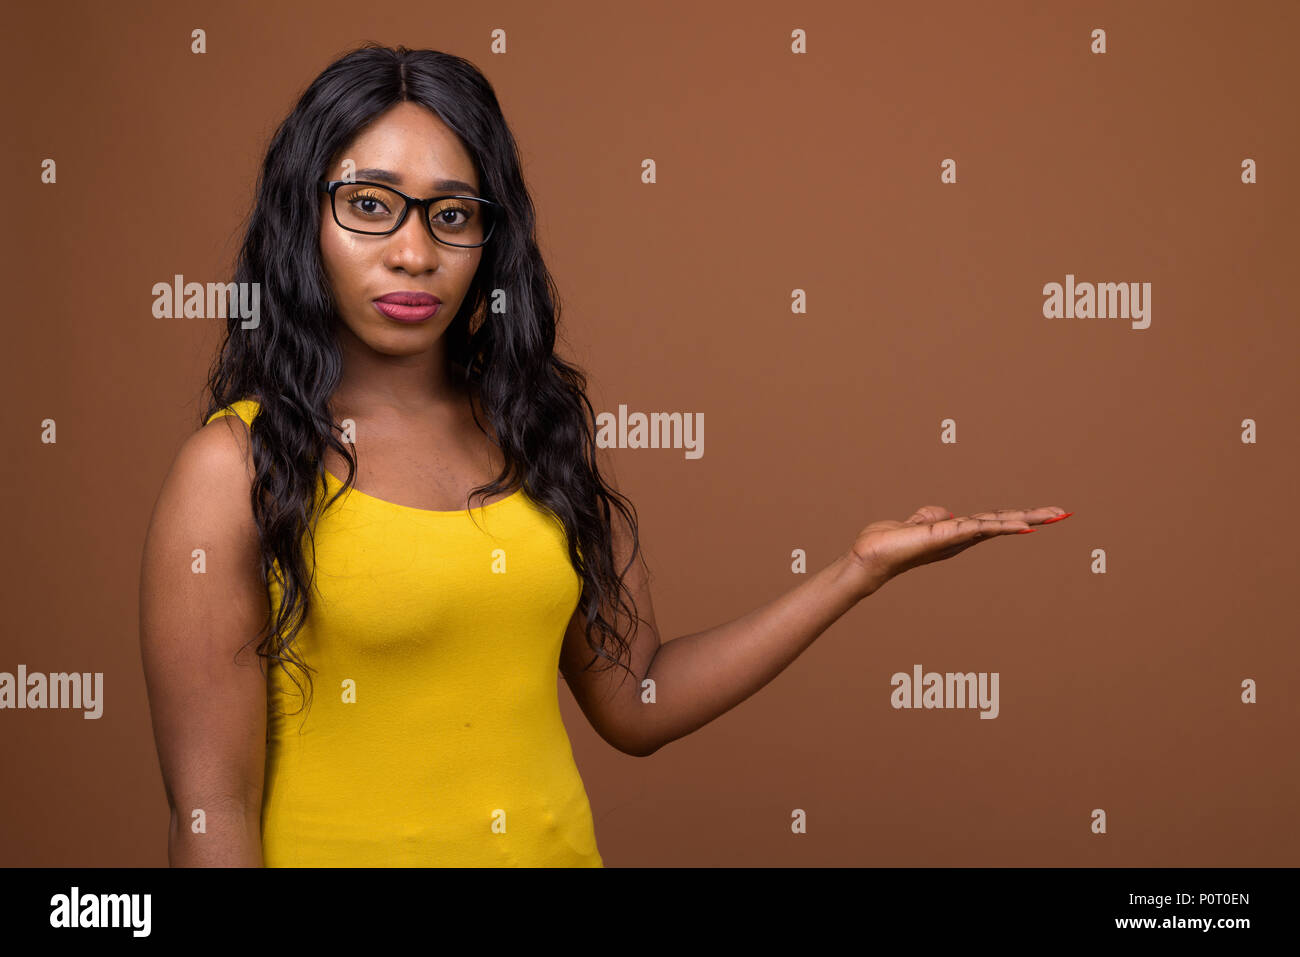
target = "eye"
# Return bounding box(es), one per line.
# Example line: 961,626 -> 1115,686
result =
348,190 -> 393,216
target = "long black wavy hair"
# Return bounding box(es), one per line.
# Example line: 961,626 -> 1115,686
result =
201,44 -> 644,721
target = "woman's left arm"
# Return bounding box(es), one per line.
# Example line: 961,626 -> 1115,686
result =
561,503 -> 1070,757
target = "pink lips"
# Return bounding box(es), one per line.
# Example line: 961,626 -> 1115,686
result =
373,291 -> 441,323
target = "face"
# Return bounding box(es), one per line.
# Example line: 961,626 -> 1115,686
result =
319,101 -> 485,359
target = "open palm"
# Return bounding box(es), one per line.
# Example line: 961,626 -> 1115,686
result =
850,504 -> 1071,592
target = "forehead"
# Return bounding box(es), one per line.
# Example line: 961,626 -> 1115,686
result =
330,102 -> 478,191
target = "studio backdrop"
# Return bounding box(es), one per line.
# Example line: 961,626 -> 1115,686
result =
3,0 -> 1296,866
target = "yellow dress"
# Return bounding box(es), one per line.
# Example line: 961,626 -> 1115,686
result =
204,399 -> 603,867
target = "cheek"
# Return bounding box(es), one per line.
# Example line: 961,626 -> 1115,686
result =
457,250 -> 484,286
319,228 -> 358,292
319,200 -> 355,283
318,223 -> 337,278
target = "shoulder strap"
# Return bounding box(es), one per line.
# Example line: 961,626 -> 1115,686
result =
204,398 -> 261,428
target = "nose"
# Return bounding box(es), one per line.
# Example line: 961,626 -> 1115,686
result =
382,206 -> 443,273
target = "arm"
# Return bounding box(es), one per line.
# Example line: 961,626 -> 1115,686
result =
561,504 -> 867,758
139,413 -> 270,866
563,499 -> 1068,757
639,550 -> 869,756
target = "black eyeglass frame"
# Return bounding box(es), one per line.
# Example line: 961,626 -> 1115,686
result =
318,179 -> 504,248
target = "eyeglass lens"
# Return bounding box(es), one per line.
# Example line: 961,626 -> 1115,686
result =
332,184 -> 493,245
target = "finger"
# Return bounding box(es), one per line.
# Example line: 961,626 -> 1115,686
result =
950,515 -> 1032,537
934,533 -> 996,559
968,506 -> 1066,525
933,542 -> 972,560
904,505 -> 950,526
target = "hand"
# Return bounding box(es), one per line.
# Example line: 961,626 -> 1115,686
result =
844,505 -> 1071,596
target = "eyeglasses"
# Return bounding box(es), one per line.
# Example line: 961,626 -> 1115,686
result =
318,179 -> 502,248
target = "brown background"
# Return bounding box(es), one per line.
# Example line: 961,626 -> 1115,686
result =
2,0 -> 1296,866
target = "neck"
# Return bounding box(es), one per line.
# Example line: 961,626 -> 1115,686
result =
330,322 -> 468,415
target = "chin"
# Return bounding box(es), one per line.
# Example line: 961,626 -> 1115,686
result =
369,332 -> 440,355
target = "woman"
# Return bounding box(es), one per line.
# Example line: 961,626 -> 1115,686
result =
139,44 -> 1070,868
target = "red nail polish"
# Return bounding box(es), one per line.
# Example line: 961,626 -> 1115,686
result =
1041,512 -> 1073,525
1017,528 -> 1035,534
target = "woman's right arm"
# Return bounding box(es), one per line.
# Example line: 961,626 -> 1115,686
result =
139,414 -> 270,866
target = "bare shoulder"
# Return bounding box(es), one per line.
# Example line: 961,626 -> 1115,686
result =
186,415 -> 251,509
189,411 -> 256,489
141,411 -> 262,589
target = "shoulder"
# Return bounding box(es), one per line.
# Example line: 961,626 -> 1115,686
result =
150,400 -> 260,532
191,398 -> 262,491
142,402 -> 263,589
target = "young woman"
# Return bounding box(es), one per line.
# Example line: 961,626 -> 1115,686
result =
139,44 -> 1070,868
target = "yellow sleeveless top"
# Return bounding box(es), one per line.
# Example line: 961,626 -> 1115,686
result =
204,399 -> 602,867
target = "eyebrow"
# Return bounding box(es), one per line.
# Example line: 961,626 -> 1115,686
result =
353,167 -> 480,194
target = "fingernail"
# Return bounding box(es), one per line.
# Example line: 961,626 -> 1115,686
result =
1040,511 -> 1074,525
1017,528 -> 1035,534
